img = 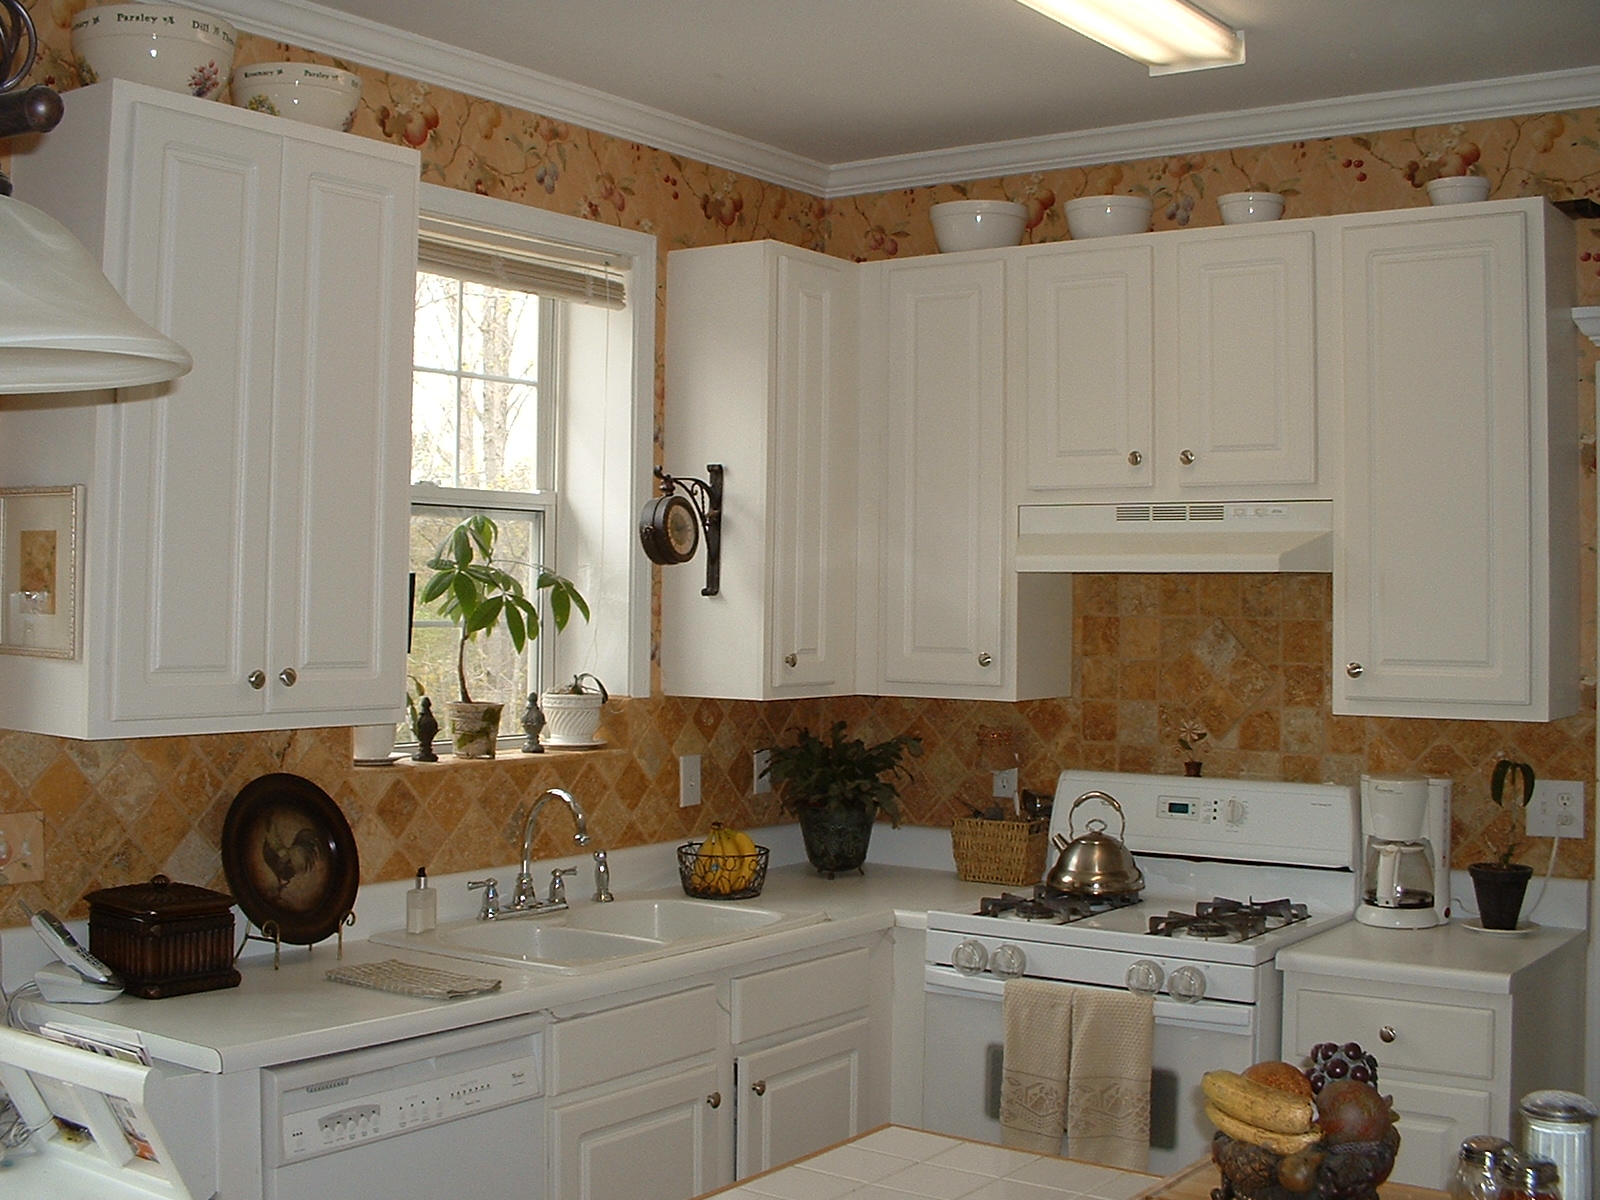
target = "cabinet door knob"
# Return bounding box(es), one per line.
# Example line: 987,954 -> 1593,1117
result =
784,653 -> 797,668
977,652 -> 993,668
1346,662 -> 1364,678
1378,1025 -> 1396,1043
706,1091 -> 721,1108
1179,449 -> 1196,466
751,1080 -> 767,1096
247,670 -> 267,690
1127,450 -> 1142,467
279,667 -> 298,687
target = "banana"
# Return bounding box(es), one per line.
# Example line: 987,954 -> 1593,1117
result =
693,824 -> 760,894
1205,1103 -> 1322,1156
1203,1069 -> 1317,1134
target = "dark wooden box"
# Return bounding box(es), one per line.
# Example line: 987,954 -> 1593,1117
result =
85,875 -> 241,999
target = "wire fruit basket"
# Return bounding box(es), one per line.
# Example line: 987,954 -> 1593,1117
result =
678,841 -> 768,900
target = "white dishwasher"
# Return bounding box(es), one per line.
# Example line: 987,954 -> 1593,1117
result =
261,1013 -> 545,1200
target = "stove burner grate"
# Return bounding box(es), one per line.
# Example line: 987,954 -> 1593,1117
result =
1147,896 -> 1310,942
977,886 -> 1142,924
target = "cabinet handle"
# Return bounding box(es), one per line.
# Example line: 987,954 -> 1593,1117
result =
1179,449 -> 1196,466
706,1092 -> 721,1108
247,670 -> 266,690
784,653 -> 797,668
751,1080 -> 767,1096
1346,662 -> 1364,678
977,653 -> 993,668
1127,450 -> 1142,466
1378,1025 -> 1396,1043
279,667 -> 298,687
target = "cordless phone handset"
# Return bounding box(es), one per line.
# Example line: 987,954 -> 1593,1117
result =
22,901 -> 121,985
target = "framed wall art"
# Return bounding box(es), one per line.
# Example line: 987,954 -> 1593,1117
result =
0,485 -> 83,659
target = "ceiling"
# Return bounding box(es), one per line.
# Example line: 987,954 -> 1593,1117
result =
205,0 -> 1600,195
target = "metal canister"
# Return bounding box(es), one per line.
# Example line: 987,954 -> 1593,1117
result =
1521,1091 -> 1599,1200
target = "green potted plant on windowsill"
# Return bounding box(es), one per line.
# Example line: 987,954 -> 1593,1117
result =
1468,759 -> 1536,930
419,513 -> 589,759
540,672 -> 609,747
762,722 -> 922,877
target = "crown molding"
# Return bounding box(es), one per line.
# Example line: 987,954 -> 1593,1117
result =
191,0 -> 1600,200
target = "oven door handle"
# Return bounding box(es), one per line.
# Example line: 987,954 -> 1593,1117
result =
924,964 -> 1257,1034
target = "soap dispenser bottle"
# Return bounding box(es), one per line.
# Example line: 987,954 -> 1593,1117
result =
407,867 -> 437,933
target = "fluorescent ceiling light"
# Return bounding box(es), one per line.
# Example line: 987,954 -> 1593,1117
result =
1015,0 -> 1245,74
0,197 -> 193,394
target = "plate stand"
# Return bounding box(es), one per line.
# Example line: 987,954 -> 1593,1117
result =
235,910 -> 356,969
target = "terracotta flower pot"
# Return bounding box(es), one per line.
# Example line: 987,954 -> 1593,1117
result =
796,804 -> 875,877
447,701 -> 503,759
1468,861 -> 1533,930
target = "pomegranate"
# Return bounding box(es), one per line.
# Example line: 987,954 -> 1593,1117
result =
1316,1078 -> 1396,1145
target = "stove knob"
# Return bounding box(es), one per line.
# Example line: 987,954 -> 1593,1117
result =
1167,964 -> 1206,1003
1126,959 -> 1165,997
951,938 -> 989,976
990,943 -> 1027,979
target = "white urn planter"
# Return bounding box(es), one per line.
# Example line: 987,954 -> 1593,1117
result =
540,674 -> 607,747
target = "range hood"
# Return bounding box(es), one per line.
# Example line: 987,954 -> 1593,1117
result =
1016,500 -> 1333,573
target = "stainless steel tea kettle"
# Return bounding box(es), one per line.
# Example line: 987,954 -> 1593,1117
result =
1046,790 -> 1144,897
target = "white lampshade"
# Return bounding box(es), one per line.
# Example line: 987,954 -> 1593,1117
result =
1015,0 -> 1244,73
0,195 -> 192,394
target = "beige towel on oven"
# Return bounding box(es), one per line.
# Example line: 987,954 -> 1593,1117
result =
999,979 -> 1155,1170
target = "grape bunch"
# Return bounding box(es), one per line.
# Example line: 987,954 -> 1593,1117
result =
1305,1042 -> 1379,1092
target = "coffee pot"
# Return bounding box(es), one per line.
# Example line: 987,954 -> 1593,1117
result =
1356,772 -> 1451,928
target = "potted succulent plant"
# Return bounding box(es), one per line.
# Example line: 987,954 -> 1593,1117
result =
419,514 -> 588,758
762,722 -> 921,877
540,672 -> 609,747
1468,759 -> 1536,930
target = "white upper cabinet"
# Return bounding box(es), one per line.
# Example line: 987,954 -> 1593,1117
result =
0,80 -> 417,738
662,241 -> 857,699
1018,225 -> 1320,500
859,253 -> 1072,700
1333,199 -> 1578,721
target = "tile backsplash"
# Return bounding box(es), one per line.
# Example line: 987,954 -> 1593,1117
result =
0,574 -> 1590,925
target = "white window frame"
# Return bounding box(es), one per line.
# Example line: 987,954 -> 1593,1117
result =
415,183 -> 654,700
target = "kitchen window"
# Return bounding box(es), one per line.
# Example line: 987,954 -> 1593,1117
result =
406,184 -> 654,736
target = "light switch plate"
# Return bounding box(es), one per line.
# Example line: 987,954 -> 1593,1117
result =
992,767 -> 1018,800
752,749 -> 772,795
679,754 -> 702,807
1526,780 -> 1584,839
0,811 -> 44,884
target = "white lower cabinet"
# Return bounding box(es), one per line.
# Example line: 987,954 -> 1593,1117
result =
544,940 -> 890,1200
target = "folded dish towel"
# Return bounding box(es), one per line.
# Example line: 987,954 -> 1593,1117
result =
998,979 -> 1155,1171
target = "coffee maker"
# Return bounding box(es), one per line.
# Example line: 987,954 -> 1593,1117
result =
1356,772 -> 1451,928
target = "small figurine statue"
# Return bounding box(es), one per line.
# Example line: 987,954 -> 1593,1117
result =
412,696 -> 439,762
520,693 -> 545,753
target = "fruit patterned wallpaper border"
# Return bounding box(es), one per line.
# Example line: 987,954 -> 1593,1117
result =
0,3 -> 1594,924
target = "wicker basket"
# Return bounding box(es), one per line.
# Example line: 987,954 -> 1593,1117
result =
950,816 -> 1049,886
678,842 -> 769,900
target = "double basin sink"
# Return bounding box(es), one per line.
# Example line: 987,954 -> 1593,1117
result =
370,898 -> 828,974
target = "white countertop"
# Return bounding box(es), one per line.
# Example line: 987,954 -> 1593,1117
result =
1276,918 -> 1586,991
15,859 -> 993,1074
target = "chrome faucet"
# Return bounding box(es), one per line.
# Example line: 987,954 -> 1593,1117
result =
512,788 -> 591,910
592,848 -> 614,903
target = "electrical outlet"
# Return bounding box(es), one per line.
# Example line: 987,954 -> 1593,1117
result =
0,811 -> 44,884
679,754 -> 702,808
1526,779 -> 1584,839
752,749 -> 772,795
992,767 -> 1018,800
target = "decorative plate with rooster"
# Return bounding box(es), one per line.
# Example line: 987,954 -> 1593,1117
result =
222,773 -> 359,945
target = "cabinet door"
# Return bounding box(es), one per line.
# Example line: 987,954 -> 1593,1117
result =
1384,1077 -> 1495,1190
880,258 -> 1005,689
1023,244 -> 1154,491
769,252 -> 855,692
548,1059 -> 725,1200
1172,230 -> 1316,490
109,102 -> 282,722
1335,212 -> 1536,713
267,139 -> 414,716
736,1019 -> 869,1179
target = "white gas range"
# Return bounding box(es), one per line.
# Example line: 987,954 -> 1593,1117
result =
921,769 -> 1359,1175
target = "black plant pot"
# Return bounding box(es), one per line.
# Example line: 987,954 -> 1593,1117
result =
1468,861 -> 1534,930
797,804 -> 876,877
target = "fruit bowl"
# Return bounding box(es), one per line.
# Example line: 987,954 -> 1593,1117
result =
72,5 -> 236,101
1065,194 -> 1153,239
233,62 -> 363,132
1211,1127 -> 1399,1200
678,841 -> 768,900
930,200 -> 1027,252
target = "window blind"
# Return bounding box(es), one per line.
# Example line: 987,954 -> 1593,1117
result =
418,213 -> 626,310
